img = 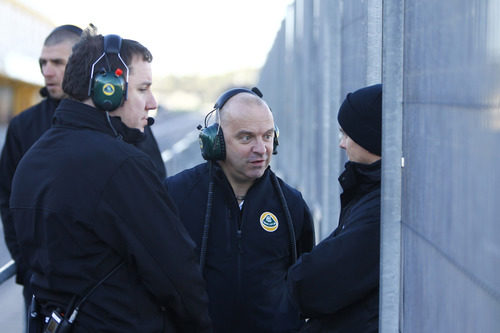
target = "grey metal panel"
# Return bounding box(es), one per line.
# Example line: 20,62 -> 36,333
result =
380,0 -> 404,331
341,1 -> 370,92
402,103 -> 500,329
403,227 -> 500,332
317,0 -> 344,239
402,0 -> 500,330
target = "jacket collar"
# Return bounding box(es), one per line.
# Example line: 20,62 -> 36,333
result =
210,162 -> 270,202
53,99 -> 145,144
339,159 -> 381,194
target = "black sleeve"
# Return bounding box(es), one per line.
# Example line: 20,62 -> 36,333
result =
296,198 -> 315,255
0,121 -> 33,285
97,157 -> 211,331
0,123 -> 23,262
287,219 -> 380,317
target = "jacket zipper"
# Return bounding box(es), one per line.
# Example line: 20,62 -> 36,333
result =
236,225 -> 243,302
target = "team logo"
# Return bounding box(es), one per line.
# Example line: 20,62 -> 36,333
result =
260,212 -> 279,232
102,83 -> 115,96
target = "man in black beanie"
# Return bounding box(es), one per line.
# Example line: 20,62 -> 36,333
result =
287,83 -> 382,332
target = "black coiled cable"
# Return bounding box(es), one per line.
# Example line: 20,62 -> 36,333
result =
270,172 -> 297,264
199,161 -> 214,274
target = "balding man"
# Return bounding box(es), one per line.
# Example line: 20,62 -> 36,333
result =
165,87 -> 315,333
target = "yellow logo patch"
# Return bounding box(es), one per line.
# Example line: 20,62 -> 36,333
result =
102,83 -> 115,96
260,212 -> 279,232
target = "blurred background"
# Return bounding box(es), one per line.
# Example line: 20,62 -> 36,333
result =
1,0 -> 500,332
0,0 -> 294,119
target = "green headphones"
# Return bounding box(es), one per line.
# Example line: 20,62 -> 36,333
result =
198,87 -> 280,161
88,34 -> 128,111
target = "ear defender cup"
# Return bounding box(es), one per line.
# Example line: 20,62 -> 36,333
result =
89,34 -> 128,111
199,86 -> 279,161
92,71 -> 126,111
272,125 -> 279,155
199,123 -> 226,161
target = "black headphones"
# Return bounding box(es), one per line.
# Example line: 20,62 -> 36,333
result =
198,87 -> 280,161
88,35 -> 128,111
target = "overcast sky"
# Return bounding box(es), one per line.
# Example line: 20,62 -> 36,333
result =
18,0 -> 294,76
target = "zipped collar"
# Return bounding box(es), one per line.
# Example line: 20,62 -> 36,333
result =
53,99 -> 145,144
210,162 -> 270,204
339,159 -> 381,195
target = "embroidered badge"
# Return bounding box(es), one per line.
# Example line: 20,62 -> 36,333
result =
260,212 -> 279,232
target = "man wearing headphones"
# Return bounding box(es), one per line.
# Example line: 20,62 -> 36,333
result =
165,88 -> 315,332
0,24 -> 166,319
9,27 -> 211,332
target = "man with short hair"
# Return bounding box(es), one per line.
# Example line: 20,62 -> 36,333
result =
0,25 -> 83,317
10,27 -> 211,332
0,24 -> 166,318
165,87 -> 315,332
287,83 -> 382,332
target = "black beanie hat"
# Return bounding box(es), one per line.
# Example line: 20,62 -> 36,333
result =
337,83 -> 382,156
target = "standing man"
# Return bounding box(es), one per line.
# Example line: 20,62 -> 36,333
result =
10,27 -> 211,332
0,24 -> 166,304
287,84 -> 382,332
0,24 -> 83,316
165,87 -> 315,332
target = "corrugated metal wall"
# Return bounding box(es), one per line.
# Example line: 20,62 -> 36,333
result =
258,0 -> 500,331
258,0 -> 383,239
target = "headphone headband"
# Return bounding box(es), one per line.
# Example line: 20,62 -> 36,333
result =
214,87 -> 263,110
199,87 -> 279,160
103,34 -> 122,54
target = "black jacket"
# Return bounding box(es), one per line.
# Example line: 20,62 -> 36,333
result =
287,160 -> 381,333
10,99 -> 211,332
165,163 -> 315,333
0,93 -> 165,285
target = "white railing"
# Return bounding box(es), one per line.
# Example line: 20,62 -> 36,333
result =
0,260 -> 16,285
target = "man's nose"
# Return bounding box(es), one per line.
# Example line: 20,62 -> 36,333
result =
146,93 -> 158,110
339,138 -> 346,150
42,63 -> 55,77
253,138 -> 267,154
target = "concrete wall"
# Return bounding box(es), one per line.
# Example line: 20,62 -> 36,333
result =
258,0 -> 500,331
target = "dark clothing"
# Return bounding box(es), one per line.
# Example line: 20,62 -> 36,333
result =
0,97 -> 58,283
165,163 -> 315,333
136,122 -> 166,179
287,160 -> 381,333
0,95 -> 166,286
10,99 -> 211,332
